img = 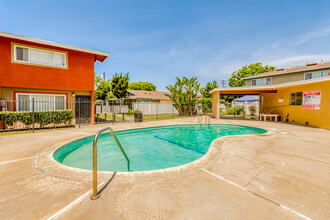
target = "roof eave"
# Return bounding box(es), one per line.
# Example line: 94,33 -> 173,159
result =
0,31 -> 109,58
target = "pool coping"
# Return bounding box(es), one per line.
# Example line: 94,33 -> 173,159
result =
35,124 -> 274,184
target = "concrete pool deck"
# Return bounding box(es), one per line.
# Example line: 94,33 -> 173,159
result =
0,118 -> 329,219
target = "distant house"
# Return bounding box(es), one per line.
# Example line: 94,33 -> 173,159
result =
110,90 -> 172,104
126,90 -> 172,102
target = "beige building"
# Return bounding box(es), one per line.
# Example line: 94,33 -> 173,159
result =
243,61 -> 330,86
211,61 -> 330,129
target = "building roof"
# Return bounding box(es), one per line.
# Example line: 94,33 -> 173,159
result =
243,61 -> 330,80
210,76 -> 330,95
126,90 -> 171,100
0,31 -> 109,62
233,96 -> 259,102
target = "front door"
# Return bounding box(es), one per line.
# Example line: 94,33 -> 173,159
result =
75,95 -> 91,124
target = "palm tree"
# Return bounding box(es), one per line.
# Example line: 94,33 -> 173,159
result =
166,76 -> 201,116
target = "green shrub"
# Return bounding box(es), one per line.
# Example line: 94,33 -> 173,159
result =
198,98 -> 212,114
225,106 -> 245,115
127,109 -> 140,115
0,109 -> 73,127
248,105 -> 257,116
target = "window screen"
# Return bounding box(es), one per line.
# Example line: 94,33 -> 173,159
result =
55,96 -> 65,110
30,49 -> 54,65
17,94 -> 30,111
16,47 -> 28,61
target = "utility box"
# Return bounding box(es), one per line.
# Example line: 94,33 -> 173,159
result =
134,112 -> 143,122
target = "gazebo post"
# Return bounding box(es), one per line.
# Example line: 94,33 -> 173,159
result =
212,91 -> 220,119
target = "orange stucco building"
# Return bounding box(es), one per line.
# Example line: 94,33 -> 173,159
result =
0,31 -> 109,124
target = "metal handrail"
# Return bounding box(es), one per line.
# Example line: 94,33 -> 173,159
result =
198,115 -> 211,124
90,127 -> 130,200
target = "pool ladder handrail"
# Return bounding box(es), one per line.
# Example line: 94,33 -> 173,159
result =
91,127 -> 130,200
198,115 -> 211,124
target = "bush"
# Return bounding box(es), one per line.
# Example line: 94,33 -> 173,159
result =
0,109 -> 73,127
248,105 -> 257,116
198,98 -> 212,114
127,109 -> 141,115
225,106 -> 245,115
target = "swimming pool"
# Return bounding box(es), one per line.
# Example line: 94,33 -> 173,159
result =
54,124 -> 267,172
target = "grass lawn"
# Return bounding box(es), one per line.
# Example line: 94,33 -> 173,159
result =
0,128 -> 66,136
95,113 -> 129,122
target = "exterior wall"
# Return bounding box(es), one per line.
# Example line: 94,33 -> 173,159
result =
0,36 -> 95,92
211,92 -> 219,119
245,80 -> 252,86
259,80 -> 330,129
245,69 -> 330,86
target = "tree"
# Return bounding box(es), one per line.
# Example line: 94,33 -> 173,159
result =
94,75 -> 111,100
165,76 -> 200,116
128,81 -> 156,91
228,63 -> 275,87
199,81 -> 218,114
110,72 -> 129,104
201,80 -> 218,99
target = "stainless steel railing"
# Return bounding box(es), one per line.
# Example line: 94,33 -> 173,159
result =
90,127 -> 130,200
198,115 -> 211,124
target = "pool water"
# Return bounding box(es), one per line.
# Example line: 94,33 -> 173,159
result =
54,124 -> 267,172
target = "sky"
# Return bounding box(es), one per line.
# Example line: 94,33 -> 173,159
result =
1,0 -> 330,91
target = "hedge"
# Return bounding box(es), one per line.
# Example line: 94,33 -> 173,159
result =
0,109 -> 73,126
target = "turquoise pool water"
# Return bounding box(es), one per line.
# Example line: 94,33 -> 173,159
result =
54,124 -> 266,172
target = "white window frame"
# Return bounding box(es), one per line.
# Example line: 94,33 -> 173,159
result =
251,77 -> 272,86
16,93 -> 66,111
13,44 -> 67,68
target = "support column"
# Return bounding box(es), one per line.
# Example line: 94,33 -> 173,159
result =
212,91 -> 220,119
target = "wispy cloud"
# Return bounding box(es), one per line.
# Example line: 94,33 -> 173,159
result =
261,54 -> 330,68
297,26 -> 330,45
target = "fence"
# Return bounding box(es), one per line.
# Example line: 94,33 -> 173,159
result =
132,102 -> 179,115
0,100 -> 207,134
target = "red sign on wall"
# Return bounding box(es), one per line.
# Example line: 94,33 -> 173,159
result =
303,90 -> 321,110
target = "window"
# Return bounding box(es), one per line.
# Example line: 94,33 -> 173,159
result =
251,77 -> 272,86
13,44 -> 67,68
290,92 -> 302,106
260,96 -> 264,106
16,93 -> 66,111
305,71 -> 328,80
136,98 -> 152,102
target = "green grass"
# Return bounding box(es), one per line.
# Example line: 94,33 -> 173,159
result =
0,128 -> 66,136
95,113 -> 129,122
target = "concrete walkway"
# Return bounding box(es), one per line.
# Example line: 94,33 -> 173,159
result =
0,118 -> 329,219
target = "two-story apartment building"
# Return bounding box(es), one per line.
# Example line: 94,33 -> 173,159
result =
211,61 -> 330,129
0,31 -> 109,124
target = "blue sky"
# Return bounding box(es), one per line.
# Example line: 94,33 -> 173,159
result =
1,0 -> 330,90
